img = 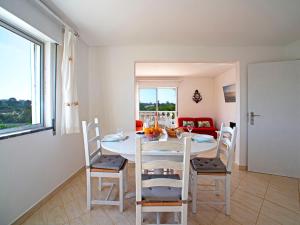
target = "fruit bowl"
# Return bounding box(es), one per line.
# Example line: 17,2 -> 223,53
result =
144,127 -> 163,141
166,127 -> 184,138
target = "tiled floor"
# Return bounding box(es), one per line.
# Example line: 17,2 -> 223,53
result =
22,162 -> 300,225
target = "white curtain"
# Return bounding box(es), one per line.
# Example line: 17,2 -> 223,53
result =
61,27 -> 80,134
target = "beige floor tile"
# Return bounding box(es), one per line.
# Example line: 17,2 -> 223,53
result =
238,176 -> 268,198
22,210 -> 47,225
212,212 -> 241,225
231,189 -> 263,213
270,175 -> 299,195
85,209 -> 114,225
256,213 -> 281,225
265,185 -> 300,213
64,199 -> 86,221
188,205 -> 219,225
44,205 -> 69,225
21,166 -> 300,225
260,200 -> 300,225
229,200 -> 259,225
103,206 -> 133,225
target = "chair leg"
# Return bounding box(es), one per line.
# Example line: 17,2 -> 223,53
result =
124,165 -> 128,192
86,169 -> 92,210
136,205 -> 142,225
119,170 -> 124,212
98,177 -> 102,191
181,204 -> 188,225
191,171 -> 198,214
225,174 -> 231,215
156,212 -> 160,224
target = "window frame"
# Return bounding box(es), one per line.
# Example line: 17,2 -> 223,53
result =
0,19 -> 46,137
138,87 -> 178,114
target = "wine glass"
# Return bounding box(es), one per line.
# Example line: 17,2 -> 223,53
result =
175,129 -> 183,140
187,124 -> 193,135
116,128 -> 124,137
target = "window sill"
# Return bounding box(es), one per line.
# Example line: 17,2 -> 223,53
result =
0,127 -> 54,140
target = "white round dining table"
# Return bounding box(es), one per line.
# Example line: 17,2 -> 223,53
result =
101,131 -> 217,162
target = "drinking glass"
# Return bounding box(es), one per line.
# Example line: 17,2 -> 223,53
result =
175,129 -> 183,140
187,124 -> 193,135
116,128 -> 124,136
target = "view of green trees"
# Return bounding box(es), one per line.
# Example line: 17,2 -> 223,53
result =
139,101 -> 176,111
0,98 -> 32,129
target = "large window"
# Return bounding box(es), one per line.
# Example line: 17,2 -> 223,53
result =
139,87 -> 177,126
0,21 -> 44,135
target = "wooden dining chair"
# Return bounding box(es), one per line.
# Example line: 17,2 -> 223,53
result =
190,124 -> 237,215
82,118 -> 128,212
135,136 -> 191,225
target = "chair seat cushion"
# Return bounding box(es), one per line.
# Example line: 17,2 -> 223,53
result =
141,174 -> 181,202
91,155 -> 127,171
191,157 -> 227,174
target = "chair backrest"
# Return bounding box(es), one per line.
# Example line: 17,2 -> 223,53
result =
135,137 -> 191,203
216,123 -> 237,172
82,118 -> 102,167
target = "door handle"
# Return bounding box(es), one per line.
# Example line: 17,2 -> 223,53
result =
249,112 -> 261,125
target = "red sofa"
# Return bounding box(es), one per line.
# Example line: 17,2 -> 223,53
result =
136,120 -> 143,131
178,117 -> 217,138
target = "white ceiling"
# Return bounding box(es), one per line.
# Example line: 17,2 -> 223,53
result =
47,0 -> 300,46
135,63 -> 235,77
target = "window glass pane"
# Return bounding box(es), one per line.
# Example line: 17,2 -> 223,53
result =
157,88 -> 176,111
0,25 -> 41,133
139,88 -> 156,111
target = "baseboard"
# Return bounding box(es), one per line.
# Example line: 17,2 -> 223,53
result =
238,165 -> 248,171
11,166 -> 85,225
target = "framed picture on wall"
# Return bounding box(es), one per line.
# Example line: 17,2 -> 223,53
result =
223,84 -> 236,102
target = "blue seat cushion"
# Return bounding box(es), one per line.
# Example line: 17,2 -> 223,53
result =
191,157 -> 227,174
91,155 -> 127,171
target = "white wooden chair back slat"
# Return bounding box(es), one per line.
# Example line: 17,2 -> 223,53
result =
142,141 -> 183,152
82,118 -> 102,167
88,135 -> 101,143
135,136 -> 191,203
142,178 -> 182,188
216,124 -> 237,173
142,160 -> 183,171
226,127 -> 237,172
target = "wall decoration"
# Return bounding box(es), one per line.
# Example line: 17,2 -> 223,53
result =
192,89 -> 202,103
223,84 -> 236,102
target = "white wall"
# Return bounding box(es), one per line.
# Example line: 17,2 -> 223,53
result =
88,45 -> 285,167
213,67 -> 237,129
284,40 -> 300,59
178,77 -> 215,118
0,40 -> 89,225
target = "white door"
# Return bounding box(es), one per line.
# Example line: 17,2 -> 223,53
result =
248,60 -> 300,178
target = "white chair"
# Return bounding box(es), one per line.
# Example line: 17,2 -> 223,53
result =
190,123 -> 237,215
135,137 -> 191,225
82,118 -> 128,212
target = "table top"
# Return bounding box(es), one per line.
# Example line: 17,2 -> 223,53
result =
101,131 -> 217,161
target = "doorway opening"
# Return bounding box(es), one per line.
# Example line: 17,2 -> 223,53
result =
134,61 -> 241,164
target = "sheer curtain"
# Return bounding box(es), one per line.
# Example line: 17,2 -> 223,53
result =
61,27 -> 80,134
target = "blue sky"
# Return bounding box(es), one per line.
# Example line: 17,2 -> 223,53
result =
0,25 -> 32,100
139,88 -> 176,104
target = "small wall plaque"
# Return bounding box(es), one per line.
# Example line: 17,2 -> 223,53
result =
192,90 -> 202,103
